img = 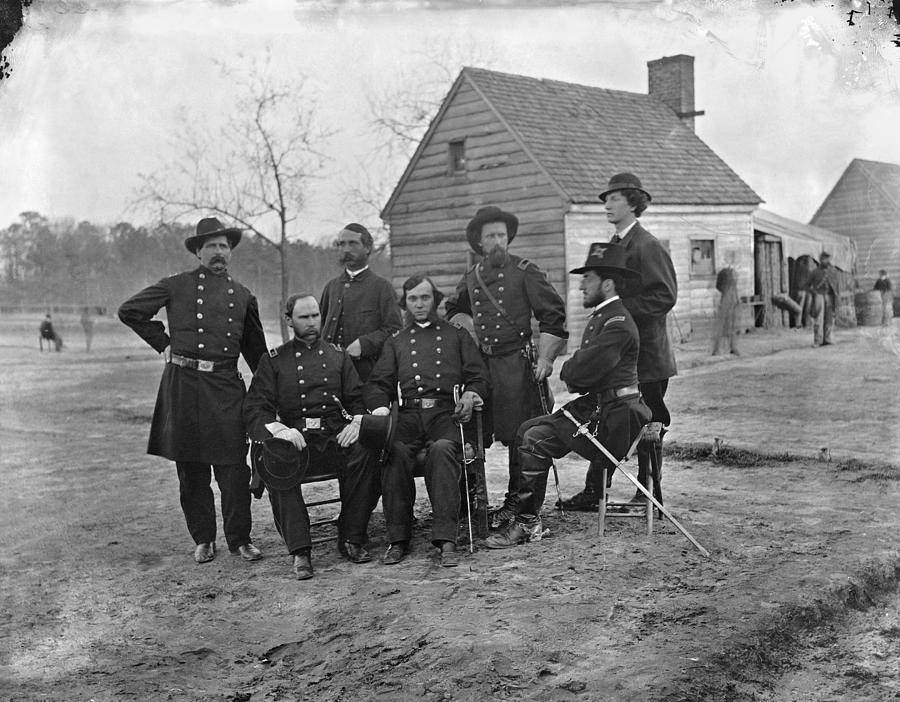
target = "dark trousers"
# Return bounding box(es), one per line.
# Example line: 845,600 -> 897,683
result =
267,442 -> 379,554
583,380 -> 669,494
175,461 -> 251,551
382,408 -> 462,546
515,416 -> 565,518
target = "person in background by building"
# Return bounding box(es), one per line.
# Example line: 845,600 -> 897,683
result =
319,223 -> 402,382
874,270 -> 893,327
80,306 -> 95,353
39,313 -> 63,352
712,267 -> 739,356
118,217 -> 268,565
808,251 -> 839,346
444,206 -> 568,529
558,173 -> 677,512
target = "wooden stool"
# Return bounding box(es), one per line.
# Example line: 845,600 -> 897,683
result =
598,422 -> 663,536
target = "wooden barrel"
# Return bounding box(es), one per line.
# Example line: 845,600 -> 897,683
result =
855,291 -> 883,326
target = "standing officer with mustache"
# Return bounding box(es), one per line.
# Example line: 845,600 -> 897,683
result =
319,223 -> 403,382
119,217 -> 268,565
445,206 -> 568,529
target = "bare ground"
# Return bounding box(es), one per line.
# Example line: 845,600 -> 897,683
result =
1,318 -> 899,701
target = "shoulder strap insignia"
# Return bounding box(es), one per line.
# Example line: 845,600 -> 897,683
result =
268,348 -> 279,357
603,315 -> 626,326
517,258 -> 531,270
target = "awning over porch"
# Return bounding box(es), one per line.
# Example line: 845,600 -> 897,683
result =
752,208 -> 855,271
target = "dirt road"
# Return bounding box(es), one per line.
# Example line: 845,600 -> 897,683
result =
1,319 -> 899,701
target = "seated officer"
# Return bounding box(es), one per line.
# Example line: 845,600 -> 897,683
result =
365,275 -> 488,567
244,293 -> 380,580
486,243 -> 652,549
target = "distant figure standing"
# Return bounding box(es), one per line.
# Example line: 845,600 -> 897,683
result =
807,252 -> 839,346
39,314 -> 62,352
712,267 -> 739,356
874,270 -> 893,326
80,307 -> 95,352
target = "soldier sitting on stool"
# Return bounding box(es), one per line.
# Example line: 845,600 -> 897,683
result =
243,293 -> 381,580
487,243 -> 651,548
365,275 -> 488,567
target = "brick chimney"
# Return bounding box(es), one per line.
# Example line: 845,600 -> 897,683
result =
647,54 -> 704,131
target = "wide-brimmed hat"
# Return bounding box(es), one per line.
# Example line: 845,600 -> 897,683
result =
358,404 -> 399,462
184,217 -> 243,254
598,173 -> 652,203
570,242 -> 640,279
465,206 -> 519,255
257,437 -> 309,491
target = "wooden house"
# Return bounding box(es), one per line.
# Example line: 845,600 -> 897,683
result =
380,57 -> 841,344
810,159 -> 900,291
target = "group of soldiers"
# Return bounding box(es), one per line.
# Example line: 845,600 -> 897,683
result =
119,172 -> 678,581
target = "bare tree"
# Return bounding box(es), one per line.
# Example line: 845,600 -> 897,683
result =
342,39 -> 498,242
135,53 -> 334,341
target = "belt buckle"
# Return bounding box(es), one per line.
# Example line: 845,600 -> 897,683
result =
197,360 -> 214,372
420,399 -> 438,409
304,417 -> 321,430
480,343 -> 492,355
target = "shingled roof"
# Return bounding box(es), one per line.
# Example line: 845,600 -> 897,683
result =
811,158 -> 900,220
460,66 -> 761,206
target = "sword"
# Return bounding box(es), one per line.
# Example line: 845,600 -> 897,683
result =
527,341 -> 564,515
454,385 -> 475,553
560,408 -> 710,558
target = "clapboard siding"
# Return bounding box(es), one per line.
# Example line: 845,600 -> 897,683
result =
811,160 -> 900,287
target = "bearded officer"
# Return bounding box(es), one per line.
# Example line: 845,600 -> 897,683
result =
366,275 -> 488,567
118,217 -> 267,564
444,206 -> 568,528
487,243 -> 652,548
243,293 -> 381,580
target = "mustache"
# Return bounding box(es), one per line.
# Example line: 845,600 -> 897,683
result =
209,255 -> 227,264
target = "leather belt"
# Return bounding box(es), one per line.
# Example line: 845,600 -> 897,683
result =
169,353 -> 237,373
598,384 -> 640,403
479,341 -> 527,357
294,417 -> 325,431
403,397 -> 452,409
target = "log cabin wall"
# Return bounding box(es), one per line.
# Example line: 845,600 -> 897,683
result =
386,78 -> 568,302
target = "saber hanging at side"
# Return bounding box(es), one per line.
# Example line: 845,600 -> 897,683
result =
560,408 -> 710,558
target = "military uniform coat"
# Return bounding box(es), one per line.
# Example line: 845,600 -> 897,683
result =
554,297 -> 651,463
365,321 -> 489,410
118,267 -> 267,464
616,222 -> 678,382
444,254 -> 567,441
319,268 -> 403,381
243,337 -> 365,443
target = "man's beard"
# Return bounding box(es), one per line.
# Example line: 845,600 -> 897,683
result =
485,246 -> 508,268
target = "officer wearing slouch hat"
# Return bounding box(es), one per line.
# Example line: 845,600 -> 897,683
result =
243,293 -> 381,580
118,217 -> 267,565
444,206 -> 568,528
487,243 -> 651,549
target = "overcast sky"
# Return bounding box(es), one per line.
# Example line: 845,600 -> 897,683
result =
0,0 -> 898,245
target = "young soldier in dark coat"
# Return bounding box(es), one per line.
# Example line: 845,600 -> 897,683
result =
118,217 -> 267,564
319,223 -> 402,382
486,243 -> 652,548
560,174 -> 677,511
366,275 -> 489,567
807,251 -> 840,346
243,293 -> 381,580
444,206 -> 568,528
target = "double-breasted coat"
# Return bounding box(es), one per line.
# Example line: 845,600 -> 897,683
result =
444,255 -> 567,441
118,267 -> 267,464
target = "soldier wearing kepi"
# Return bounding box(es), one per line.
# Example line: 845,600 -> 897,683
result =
366,275 -> 489,567
444,206 -> 568,528
118,217 -> 267,564
319,223 -> 402,382
243,293 -> 381,580
559,173 -> 677,511
486,244 -> 652,548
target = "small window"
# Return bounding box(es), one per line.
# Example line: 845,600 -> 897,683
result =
690,239 -> 715,277
448,139 -> 466,174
